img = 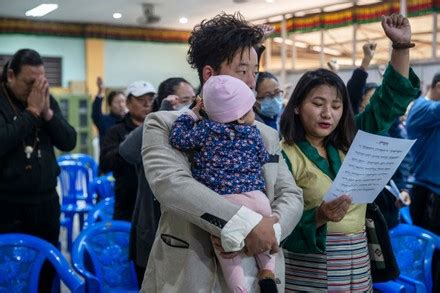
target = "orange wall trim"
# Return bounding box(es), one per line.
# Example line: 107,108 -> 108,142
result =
85,39 -> 104,96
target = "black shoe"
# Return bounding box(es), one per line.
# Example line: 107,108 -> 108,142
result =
258,278 -> 278,293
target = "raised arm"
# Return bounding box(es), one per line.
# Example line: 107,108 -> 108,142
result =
382,14 -> 411,78
347,42 -> 376,114
91,77 -> 105,130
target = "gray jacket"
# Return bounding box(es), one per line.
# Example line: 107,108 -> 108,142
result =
140,111 -> 304,292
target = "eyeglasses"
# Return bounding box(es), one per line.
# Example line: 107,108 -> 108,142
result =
256,90 -> 284,101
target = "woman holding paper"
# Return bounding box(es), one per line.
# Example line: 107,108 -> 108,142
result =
279,14 -> 420,292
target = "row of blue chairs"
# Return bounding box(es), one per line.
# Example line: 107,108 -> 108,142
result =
0,220 -> 138,292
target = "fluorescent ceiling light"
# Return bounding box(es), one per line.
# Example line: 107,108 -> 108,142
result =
179,17 -> 188,24
266,0 -> 275,3
25,4 -> 58,17
113,13 -> 122,19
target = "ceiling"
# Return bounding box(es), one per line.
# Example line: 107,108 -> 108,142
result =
0,0 -> 349,30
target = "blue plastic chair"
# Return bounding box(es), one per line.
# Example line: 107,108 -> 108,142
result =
400,206 -> 413,225
94,175 -> 115,200
58,153 -> 98,179
71,221 -> 138,293
390,224 -> 440,292
58,160 -> 96,250
0,233 -> 85,292
83,197 -> 115,229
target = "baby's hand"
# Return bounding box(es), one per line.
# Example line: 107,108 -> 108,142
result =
191,96 -> 204,119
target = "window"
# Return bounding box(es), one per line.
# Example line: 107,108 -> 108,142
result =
0,54 -> 62,86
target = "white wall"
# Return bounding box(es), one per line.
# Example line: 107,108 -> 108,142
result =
104,39 -> 199,90
0,34 -> 85,87
0,34 -> 199,91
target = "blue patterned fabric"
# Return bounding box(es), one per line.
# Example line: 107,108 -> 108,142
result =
170,114 -> 270,195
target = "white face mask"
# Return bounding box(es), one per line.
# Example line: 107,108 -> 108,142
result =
259,96 -> 283,118
175,103 -> 191,111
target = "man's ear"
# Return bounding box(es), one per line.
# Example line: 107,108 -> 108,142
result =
202,65 -> 215,83
6,69 -> 14,83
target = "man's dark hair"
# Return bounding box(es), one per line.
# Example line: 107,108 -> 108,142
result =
187,12 -> 263,85
152,77 -> 191,112
256,71 -> 278,93
1,49 -> 43,83
107,91 -> 125,107
280,68 -> 355,152
431,72 -> 440,88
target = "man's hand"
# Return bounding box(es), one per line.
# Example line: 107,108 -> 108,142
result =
395,190 -> 411,207
244,217 -> 278,256
26,76 -> 48,116
97,76 -> 105,96
361,42 -> 377,70
163,94 -> 179,108
381,14 -> 411,44
316,195 -> 352,227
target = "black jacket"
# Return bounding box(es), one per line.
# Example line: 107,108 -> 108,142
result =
0,83 -> 77,203
99,114 -> 138,221
91,95 -> 122,149
119,125 -> 161,268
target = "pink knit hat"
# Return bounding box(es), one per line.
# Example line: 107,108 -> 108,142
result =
202,75 -> 256,123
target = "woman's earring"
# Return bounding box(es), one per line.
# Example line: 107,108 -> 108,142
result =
294,108 -> 299,114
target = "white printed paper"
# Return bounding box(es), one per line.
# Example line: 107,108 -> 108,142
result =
323,130 -> 416,204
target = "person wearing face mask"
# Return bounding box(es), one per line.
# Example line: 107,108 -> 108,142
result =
254,72 -> 284,130
151,77 -> 195,112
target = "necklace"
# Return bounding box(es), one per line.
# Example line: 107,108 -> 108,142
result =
2,83 -> 41,160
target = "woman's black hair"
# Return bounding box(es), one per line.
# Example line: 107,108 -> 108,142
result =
279,68 -> 355,152
106,91 -> 125,107
152,77 -> 191,112
1,49 -> 43,83
256,71 -> 278,93
187,12 -> 263,86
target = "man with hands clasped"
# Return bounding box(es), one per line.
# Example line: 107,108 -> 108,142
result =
0,48 -> 76,292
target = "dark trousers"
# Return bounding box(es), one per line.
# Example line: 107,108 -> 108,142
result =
410,185 -> 440,293
0,195 -> 60,292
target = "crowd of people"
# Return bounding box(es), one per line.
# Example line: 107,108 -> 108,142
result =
1,9 -> 439,293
